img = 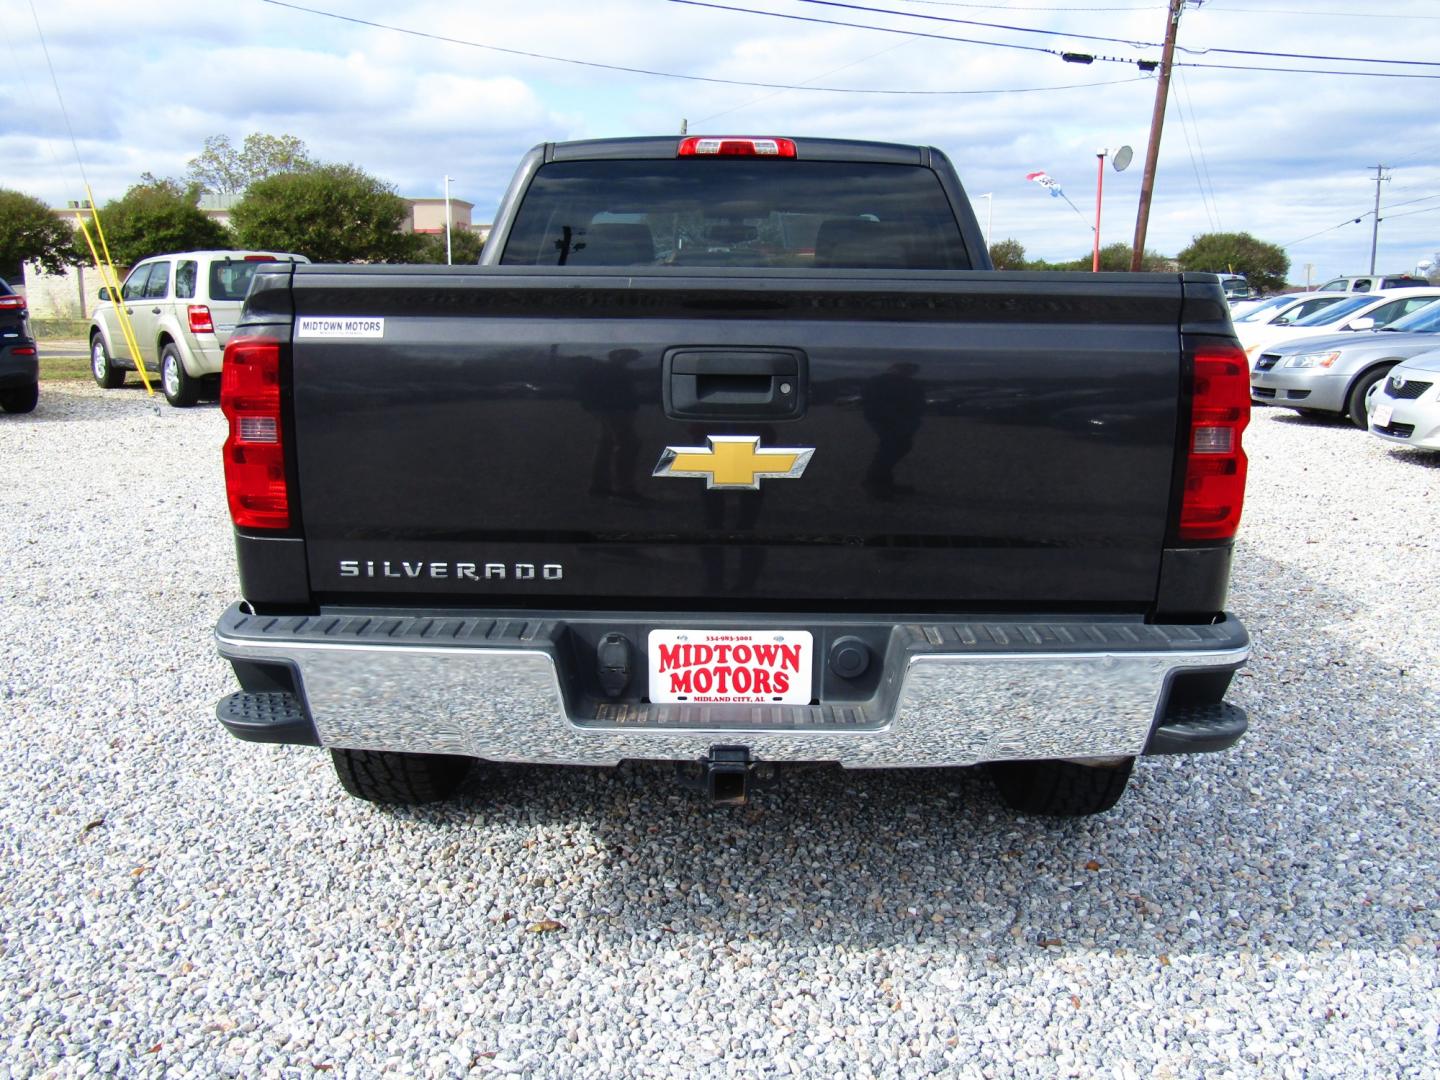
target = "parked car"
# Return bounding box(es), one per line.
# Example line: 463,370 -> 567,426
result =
89,250 -> 309,406
1231,292 -> 1349,347
1251,301 -> 1440,426
1217,273 -> 1255,303
1316,274 -> 1430,293
1366,348 -> 1440,451
0,277 -> 38,414
1239,288 -> 1440,357
1228,293 -> 1296,322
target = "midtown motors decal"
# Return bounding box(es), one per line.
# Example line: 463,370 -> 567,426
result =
648,629 -> 813,705
296,317 -> 385,339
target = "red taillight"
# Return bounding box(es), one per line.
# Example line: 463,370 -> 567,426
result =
0,295 -> 26,311
188,304 -> 214,333
13,346 -> 36,355
221,336 -> 289,530
678,136 -> 796,158
1179,342 -> 1250,541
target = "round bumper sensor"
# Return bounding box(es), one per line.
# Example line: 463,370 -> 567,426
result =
829,636 -> 871,680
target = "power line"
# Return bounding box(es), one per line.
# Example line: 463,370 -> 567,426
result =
1384,204 -> 1440,222
675,0 -> 1440,78
260,0 -> 1148,94
1381,192 -> 1440,212
1177,60 -> 1440,79
1281,193 -> 1440,248
27,0 -> 88,189
1199,4 -> 1440,18
788,0 -> 1155,48
783,0 -> 1440,66
1171,68 -> 1219,231
1283,217 -> 1367,249
894,0 -> 1164,9
671,0 -> 1066,58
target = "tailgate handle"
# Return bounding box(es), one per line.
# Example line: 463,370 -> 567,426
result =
663,348 -> 807,420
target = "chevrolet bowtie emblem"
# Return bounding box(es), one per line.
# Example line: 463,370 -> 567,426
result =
653,435 -> 815,490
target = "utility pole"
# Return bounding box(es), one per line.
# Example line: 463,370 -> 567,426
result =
1130,0 -> 1185,273
444,175 -> 453,266
1368,164 -> 1389,274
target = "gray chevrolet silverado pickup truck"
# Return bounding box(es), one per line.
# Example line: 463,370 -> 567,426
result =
212,135 -> 1251,816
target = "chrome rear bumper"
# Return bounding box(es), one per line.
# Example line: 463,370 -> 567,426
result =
215,605 -> 1249,768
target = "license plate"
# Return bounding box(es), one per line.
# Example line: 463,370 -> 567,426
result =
1371,403 -> 1393,428
647,629 -> 813,705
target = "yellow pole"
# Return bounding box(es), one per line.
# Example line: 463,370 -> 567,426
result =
75,216 -> 153,395
84,190 -> 155,393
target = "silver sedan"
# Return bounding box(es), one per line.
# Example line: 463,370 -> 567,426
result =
1250,301 -> 1440,427
1367,348 -> 1440,451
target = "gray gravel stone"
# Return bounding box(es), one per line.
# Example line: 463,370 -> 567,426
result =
1,385 -> 1438,1078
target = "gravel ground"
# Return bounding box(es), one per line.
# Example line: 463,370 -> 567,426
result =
1,383 -> 1437,1079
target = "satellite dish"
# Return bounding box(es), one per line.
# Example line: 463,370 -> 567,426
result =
1112,145 -> 1134,172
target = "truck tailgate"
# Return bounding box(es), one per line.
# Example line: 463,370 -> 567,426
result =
287,269 -> 1186,609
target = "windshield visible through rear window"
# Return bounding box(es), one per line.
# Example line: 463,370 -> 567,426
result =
1388,303 -> 1440,333
1291,295 -> 1372,326
500,160 -> 970,270
208,259 -> 269,302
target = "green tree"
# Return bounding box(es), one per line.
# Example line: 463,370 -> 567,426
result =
1177,231 -> 1290,293
91,177 -> 229,266
408,228 -> 486,265
1095,242 -> 1169,272
231,164 -> 418,263
186,133 -> 316,195
988,238 -> 1027,270
0,189 -> 77,277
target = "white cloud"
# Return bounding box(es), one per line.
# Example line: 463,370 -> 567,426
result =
2,0 -> 1437,278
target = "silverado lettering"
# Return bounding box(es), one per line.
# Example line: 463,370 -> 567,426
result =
337,560 -> 564,581
214,134 -> 1251,816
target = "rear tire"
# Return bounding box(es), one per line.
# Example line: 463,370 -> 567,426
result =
0,382 -> 38,414
91,334 -> 125,389
987,757 -> 1134,816
1347,365 -> 1392,428
160,343 -> 198,407
330,748 -> 474,805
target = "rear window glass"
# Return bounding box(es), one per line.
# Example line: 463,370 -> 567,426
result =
175,260 -> 197,300
501,160 -> 970,270
208,260 -> 269,302
1390,303 -> 1440,333
1291,295 -> 1372,325
0,278 -> 12,295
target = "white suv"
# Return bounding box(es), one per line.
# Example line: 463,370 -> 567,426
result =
89,250 -> 308,406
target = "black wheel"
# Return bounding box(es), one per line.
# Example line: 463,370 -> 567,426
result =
0,382 -> 38,414
90,334 -> 125,389
1347,365 -> 1392,428
987,757 -> 1134,816
160,343 -> 199,407
330,748 -> 474,805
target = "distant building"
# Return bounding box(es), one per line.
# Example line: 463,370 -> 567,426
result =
23,195 -> 492,320
404,197 -> 473,235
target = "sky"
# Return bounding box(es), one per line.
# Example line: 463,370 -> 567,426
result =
3,0 -> 1438,282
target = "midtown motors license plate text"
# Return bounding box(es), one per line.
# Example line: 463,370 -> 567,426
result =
647,630 -> 813,705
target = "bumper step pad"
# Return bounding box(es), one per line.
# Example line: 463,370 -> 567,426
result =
216,691 -> 319,746
1146,701 -> 1248,755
